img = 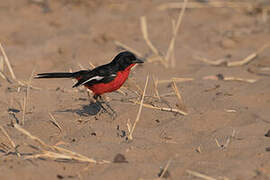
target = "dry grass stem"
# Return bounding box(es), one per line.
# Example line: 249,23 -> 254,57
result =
25,150 -> 97,163
159,159 -> 172,178
224,129 -> 236,148
153,76 -> 160,100
116,88 -> 126,96
165,0 -> 188,68
78,63 -> 85,69
128,75 -> 149,140
89,62 -> 96,69
147,55 -> 164,63
140,16 -> 167,66
225,109 -> 236,113
22,68 -> 35,125
158,2 -> 254,11
22,96 -> 27,125
172,19 -> 176,33
215,138 -> 222,148
0,125 -> 16,149
247,67 -> 270,77
123,78 -> 143,96
224,77 -> 257,83
114,40 -> 143,58
0,125 -> 20,157
195,42 -> 270,67
0,71 -> 9,81
203,75 -> 257,83
0,56 -> 3,72
127,118 -> 131,134
215,129 -> 236,149
14,123 -> 52,150
195,146 -> 202,153
13,123 -> 100,164
158,77 -> 194,84
228,42 -> 270,67
194,56 -> 227,66
186,170 -> 217,180
0,43 -> 16,80
17,80 -> 42,90
170,45 -> 176,68
51,146 -> 97,163
130,100 -> 188,116
48,112 -> 62,132
140,16 -> 160,56
172,80 -> 188,113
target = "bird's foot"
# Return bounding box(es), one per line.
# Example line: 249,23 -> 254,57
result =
94,95 -> 117,119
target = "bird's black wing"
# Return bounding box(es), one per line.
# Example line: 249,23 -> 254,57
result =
72,64 -> 117,88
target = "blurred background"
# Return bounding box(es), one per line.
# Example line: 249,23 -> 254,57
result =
1,0 -> 270,179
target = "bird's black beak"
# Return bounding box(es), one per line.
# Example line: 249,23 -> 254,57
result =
133,58 -> 144,64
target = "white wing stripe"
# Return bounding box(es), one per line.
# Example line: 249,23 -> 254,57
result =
82,76 -> 104,85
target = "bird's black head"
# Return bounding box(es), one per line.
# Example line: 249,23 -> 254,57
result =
111,51 -> 144,71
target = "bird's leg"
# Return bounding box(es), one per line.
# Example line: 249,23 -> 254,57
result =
93,95 -> 108,113
99,96 -> 117,117
94,95 -> 117,119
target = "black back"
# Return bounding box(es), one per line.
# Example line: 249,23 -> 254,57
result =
73,51 -> 138,87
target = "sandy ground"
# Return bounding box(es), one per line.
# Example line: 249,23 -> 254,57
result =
0,0 -> 270,179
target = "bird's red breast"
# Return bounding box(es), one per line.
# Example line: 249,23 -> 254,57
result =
84,64 -> 135,96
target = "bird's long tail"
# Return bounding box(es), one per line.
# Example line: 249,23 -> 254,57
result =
35,72 -> 74,79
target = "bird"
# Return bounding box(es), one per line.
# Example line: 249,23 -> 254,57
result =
35,51 -> 144,116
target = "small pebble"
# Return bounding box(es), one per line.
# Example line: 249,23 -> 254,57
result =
216,73 -> 224,80
57,174 -> 64,179
265,130 -> 270,137
113,153 -> 128,163
91,132 -> 96,136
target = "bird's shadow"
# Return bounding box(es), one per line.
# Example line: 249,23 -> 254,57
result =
57,102 -> 101,116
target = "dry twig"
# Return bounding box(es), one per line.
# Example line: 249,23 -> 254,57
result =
203,75 -> 257,83
0,43 -> 16,80
153,76 -> 160,100
172,80 -> 188,114
0,71 -> 9,81
140,16 -> 160,56
17,80 -> 42,90
223,129 -> 236,148
0,125 -> 20,157
158,77 -> 194,84
22,68 -> 35,125
128,75 -> 149,140
130,99 -> 187,116
140,16 -> 167,67
159,159 -> 172,179
0,56 -> 8,81
158,2 -> 254,11
195,42 -> 270,67
0,126 -> 16,149
48,112 -> 62,132
0,55 -> 3,72
13,123 -> 100,164
13,123 -> 51,150
186,170 -> 217,180
165,0 -> 188,68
